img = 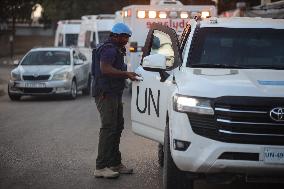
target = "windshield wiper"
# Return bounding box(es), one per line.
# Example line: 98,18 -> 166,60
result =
190,64 -> 250,69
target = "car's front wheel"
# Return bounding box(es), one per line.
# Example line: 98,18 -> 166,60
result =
68,79 -> 77,100
8,86 -> 21,101
163,122 -> 194,189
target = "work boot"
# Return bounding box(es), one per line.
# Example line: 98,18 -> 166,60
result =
94,167 -> 120,178
110,164 -> 133,174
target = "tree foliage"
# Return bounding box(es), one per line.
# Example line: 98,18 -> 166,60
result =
41,0 -> 151,21
42,0 -> 245,21
0,0 -> 41,23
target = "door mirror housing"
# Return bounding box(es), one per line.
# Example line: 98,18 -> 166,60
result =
142,54 -> 167,72
74,59 -> 84,65
13,60 -> 19,67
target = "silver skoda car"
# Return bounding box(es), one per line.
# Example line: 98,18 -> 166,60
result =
8,47 -> 91,100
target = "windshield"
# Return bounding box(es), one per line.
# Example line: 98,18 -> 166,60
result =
65,34 -> 78,46
21,51 -> 71,66
188,27 -> 284,69
98,31 -> 111,43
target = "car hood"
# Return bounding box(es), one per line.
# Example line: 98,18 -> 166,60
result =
176,68 -> 284,98
16,65 -> 70,76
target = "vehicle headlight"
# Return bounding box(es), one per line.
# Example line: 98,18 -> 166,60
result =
173,94 -> 214,115
52,72 -> 70,80
10,72 -> 21,81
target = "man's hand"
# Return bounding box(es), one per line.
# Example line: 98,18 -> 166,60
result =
101,62 -> 142,81
126,72 -> 140,81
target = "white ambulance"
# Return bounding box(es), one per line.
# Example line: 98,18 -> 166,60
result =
54,20 -> 81,47
77,14 -> 115,62
132,17 -> 284,189
122,0 -> 216,87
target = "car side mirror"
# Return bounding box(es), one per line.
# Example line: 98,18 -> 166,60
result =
142,54 -> 167,72
13,60 -> 19,66
74,59 -> 84,65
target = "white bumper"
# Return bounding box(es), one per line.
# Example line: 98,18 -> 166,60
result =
170,111 -> 284,175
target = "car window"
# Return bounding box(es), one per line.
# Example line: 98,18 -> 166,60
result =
65,34 -> 78,47
150,30 -> 174,67
78,52 -> 87,61
188,27 -> 284,69
21,51 -> 71,66
98,31 -> 111,43
73,52 -> 80,64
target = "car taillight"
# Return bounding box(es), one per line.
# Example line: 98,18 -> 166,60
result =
129,42 -> 138,52
124,9 -> 132,17
159,11 -> 167,19
124,11 -> 128,17
180,12 -> 189,19
201,11 -> 210,18
137,10 -> 146,18
127,9 -> 132,17
148,11 -> 157,18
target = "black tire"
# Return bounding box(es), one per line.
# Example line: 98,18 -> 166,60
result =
8,86 -> 21,101
158,143 -> 164,167
82,75 -> 91,95
163,122 -> 194,189
68,79 -> 77,100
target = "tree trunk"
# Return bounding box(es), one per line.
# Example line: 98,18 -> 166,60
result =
11,5 -> 15,59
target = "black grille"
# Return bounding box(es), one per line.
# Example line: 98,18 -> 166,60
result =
23,75 -> 50,81
188,96 -> 284,145
20,88 -> 53,94
218,152 -> 259,161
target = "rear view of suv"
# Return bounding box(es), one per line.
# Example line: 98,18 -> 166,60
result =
131,17 -> 284,189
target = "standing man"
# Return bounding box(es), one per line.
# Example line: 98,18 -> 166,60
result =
93,23 -> 139,179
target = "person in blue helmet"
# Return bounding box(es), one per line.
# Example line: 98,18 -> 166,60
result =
93,23 -> 139,179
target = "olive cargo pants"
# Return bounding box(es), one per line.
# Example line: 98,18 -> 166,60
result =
95,94 -> 124,169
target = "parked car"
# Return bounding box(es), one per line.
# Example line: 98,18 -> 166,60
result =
8,47 -> 91,101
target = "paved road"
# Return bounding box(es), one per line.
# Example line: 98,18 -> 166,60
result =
0,66 -> 280,189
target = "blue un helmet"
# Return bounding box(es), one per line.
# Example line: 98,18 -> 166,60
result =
111,23 -> 132,37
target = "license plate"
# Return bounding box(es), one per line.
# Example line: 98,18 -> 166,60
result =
264,148 -> 284,164
24,82 -> 46,88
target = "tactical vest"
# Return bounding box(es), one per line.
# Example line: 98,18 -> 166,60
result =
91,41 -> 126,97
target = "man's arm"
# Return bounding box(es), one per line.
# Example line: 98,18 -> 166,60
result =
100,61 -> 139,81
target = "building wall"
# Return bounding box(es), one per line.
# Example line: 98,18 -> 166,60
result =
0,27 -> 54,58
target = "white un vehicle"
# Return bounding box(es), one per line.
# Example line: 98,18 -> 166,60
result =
132,17 -> 284,189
